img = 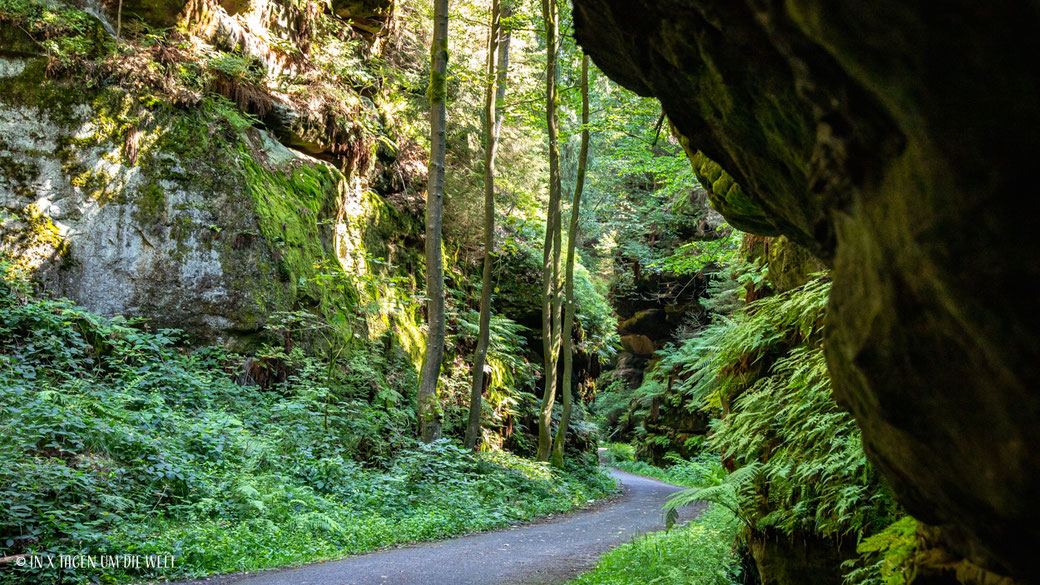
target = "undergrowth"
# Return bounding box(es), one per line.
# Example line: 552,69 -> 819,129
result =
0,262 -> 615,584
566,505 -> 742,585
662,276 -> 898,542
598,268 -> 906,584
606,447 -> 727,489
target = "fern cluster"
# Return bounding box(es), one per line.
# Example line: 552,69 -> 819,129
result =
649,274 -> 902,581
0,262 -> 615,584
709,346 -> 896,538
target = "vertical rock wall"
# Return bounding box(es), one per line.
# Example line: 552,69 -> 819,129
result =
0,55 -> 423,358
572,1 -> 1040,582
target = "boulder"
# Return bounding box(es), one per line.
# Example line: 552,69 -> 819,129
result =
331,0 -> 393,34
620,334 -> 655,356
0,63 -> 412,353
618,307 -> 668,337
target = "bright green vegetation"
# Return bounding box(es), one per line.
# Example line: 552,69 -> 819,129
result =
565,506 -> 742,585
659,276 -> 898,540
575,78 -> 739,289
843,516 -> 920,585
0,263 -> 615,584
592,259 -> 907,584
607,449 -> 727,489
1,0 -> 933,583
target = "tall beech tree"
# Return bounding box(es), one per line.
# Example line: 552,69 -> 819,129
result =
419,0 -> 449,443
466,0 -> 513,450
537,0 -> 563,462
551,54 -> 590,468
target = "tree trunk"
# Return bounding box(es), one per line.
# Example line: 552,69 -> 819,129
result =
537,0 -> 563,462
551,55 -> 590,468
466,0 -> 512,451
419,0 -> 449,443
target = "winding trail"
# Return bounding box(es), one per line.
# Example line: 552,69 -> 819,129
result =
180,469 -> 702,585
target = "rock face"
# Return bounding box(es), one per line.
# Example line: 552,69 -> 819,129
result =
331,0 -> 393,33
750,531 -> 855,585
103,0 -> 190,28
0,56 -> 422,356
1,65 -> 258,344
573,1 -> 1040,582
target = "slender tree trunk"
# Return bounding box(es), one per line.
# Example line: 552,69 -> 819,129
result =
537,0 -> 563,462
552,55 -> 590,468
466,0 -> 512,451
419,0 -> 449,443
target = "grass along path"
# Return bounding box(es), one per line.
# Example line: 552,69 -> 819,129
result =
563,505 -> 742,585
167,470 -> 702,585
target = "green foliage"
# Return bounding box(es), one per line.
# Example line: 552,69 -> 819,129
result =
207,51 -> 267,84
670,275 -> 832,411
0,264 -> 615,584
0,0 -> 115,69
665,463 -> 760,532
649,228 -> 741,276
844,517 -> 920,585
592,376 -> 635,431
612,451 -> 728,491
439,305 -> 538,442
604,442 -> 635,463
644,271 -> 903,581
496,216 -> 619,358
710,346 -> 895,537
590,259 -> 765,459
572,66 -> 732,285
566,506 -> 743,585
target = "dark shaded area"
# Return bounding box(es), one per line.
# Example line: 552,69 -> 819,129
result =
750,530 -> 857,585
572,1 -> 1040,583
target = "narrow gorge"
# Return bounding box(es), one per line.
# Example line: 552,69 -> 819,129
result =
2,1 -> 1036,585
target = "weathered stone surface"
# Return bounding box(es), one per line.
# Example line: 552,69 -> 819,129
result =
619,308 -> 668,337
620,334 -> 655,356
612,351 -> 649,390
573,1 -> 1040,582
103,0 -> 190,28
330,0 -> 393,34
0,25 -> 38,57
750,531 -> 856,585
0,59 -> 409,352
685,146 -> 778,236
0,68 -> 274,345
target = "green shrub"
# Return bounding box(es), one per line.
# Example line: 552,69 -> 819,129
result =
0,262 -> 616,584
613,453 -> 727,489
843,516 -> 920,585
566,505 -> 742,585
606,442 -> 635,463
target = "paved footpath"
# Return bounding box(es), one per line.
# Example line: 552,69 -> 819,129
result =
176,469 -> 701,585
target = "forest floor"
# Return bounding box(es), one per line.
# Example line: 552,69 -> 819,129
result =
170,469 -> 701,585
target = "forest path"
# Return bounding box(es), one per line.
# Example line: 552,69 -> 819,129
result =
178,469 -> 701,585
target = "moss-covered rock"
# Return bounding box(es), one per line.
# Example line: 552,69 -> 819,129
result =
750,531 -> 857,585
103,0 -> 188,28
683,142 -> 778,236
573,1 -> 1040,583
331,0 -> 393,33
0,23 -> 38,56
0,59 -> 422,359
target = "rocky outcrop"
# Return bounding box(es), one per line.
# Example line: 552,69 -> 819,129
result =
0,56 -> 423,357
750,531 -> 856,585
99,0 -> 393,34
331,0 -> 393,34
573,1 -> 1040,583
